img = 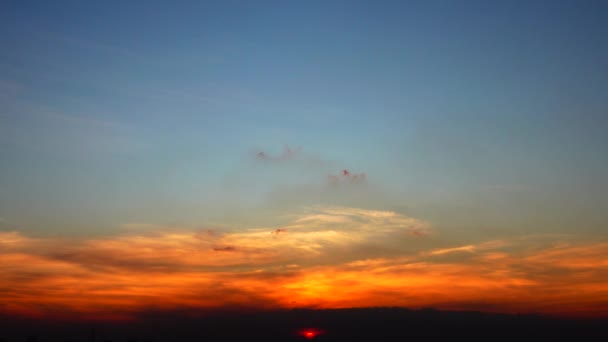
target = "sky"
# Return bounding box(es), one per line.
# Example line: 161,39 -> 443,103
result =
1,0 -> 607,320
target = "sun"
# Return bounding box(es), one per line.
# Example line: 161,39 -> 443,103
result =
298,328 -> 324,339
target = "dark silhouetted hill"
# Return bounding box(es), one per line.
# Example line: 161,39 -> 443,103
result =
1,307 -> 606,341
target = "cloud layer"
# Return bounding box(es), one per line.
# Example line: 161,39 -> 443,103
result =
1,207 -> 607,320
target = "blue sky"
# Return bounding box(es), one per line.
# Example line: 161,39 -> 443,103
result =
1,0 -> 607,239
2,1 -> 608,320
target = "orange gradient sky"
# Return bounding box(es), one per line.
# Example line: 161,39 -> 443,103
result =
2,207 -> 607,320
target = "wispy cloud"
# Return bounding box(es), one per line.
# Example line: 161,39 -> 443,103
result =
327,169 -> 367,185
429,245 -> 476,255
255,145 -> 303,162
250,144 -> 333,170
2,207 -> 431,271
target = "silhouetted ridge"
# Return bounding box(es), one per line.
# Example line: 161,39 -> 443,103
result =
1,308 -> 606,341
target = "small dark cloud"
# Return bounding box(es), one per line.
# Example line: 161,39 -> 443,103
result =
407,230 -> 428,238
328,169 -> 367,185
213,246 -> 237,252
194,229 -> 220,241
255,145 -> 302,162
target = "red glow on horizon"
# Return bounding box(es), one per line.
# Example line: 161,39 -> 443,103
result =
298,328 -> 324,339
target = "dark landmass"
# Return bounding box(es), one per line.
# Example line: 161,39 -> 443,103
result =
1,307 -> 606,341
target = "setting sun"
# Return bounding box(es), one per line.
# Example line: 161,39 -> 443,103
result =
298,328 -> 324,339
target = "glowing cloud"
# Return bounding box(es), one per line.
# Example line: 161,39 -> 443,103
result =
1,211 -> 607,320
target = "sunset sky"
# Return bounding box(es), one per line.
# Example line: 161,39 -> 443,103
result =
1,1 -> 607,320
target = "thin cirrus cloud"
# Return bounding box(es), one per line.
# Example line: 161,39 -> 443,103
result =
250,144 -> 337,171
1,209 -> 608,320
253,145 -> 367,186
1,207 -> 430,272
245,144 -> 392,211
255,145 -> 303,162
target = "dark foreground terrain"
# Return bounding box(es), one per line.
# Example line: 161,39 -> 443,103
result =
1,308 -> 606,341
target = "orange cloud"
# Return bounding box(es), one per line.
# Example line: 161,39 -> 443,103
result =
1,211 -> 607,320
269,238 -> 608,318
